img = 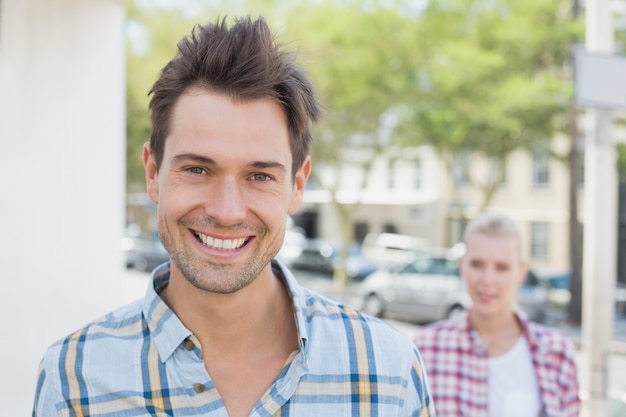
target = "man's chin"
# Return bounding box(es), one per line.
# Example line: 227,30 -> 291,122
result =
176,263 -> 255,294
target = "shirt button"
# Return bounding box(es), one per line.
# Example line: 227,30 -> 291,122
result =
193,383 -> 205,393
184,339 -> 194,351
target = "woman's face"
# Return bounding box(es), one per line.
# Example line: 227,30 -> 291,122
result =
460,233 -> 528,320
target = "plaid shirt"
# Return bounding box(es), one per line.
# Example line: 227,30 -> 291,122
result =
414,311 -> 579,417
34,261 -> 435,416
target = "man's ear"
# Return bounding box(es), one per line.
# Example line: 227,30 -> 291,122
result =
143,142 -> 159,204
288,156 -> 311,214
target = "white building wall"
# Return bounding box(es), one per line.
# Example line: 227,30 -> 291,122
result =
305,145 -> 442,243
0,0 -> 126,413
305,136 -> 583,273
444,135 -> 582,271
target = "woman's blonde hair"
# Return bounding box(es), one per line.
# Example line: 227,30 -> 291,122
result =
463,212 -> 522,259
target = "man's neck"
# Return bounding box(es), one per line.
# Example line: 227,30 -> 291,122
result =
160,265 -> 299,417
160,266 -> 296,351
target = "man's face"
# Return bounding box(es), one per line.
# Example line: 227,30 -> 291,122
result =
459,233 -> 527,319
143,88 -> 310,294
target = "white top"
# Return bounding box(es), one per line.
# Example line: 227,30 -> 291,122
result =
488,336 -> 543,417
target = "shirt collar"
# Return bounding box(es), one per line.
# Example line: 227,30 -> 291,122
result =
272,259 -> 310,353
142,260 -> 310,362
460,309 -> 534,355
515,309 -> 542,352
142,263 -> 192,362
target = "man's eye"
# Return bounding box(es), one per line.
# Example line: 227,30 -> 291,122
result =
187,167 -> 205,175
252,173 -> 271,181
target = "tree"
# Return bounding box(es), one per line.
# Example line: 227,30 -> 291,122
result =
405,0 -> 582,210
281,2 -> 421,288
126,3 -> 198,192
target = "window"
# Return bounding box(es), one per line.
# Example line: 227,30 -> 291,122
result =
400,256 -> 459,276
387,160 -> 394,190
452,152 -> 471,187
354,222 -> 369,244
414,158 -> 422,190
490,157 -> 507,188
532,151 -> 550,188
530,222 -> 549,260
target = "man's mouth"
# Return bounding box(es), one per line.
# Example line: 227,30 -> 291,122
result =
193,231 -> 249,250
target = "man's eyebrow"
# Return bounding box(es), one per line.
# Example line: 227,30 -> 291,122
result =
249,160 -> 287,173
170,153 -> 287,173
171,153 -> 215,165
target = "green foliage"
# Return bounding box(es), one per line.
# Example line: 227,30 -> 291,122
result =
125,3 -> 196,190
617,22 -> 626,55
125,0 -> 584,201
618,143 -> 626,180
280,2 -> 420,174
407,0 -> 582,161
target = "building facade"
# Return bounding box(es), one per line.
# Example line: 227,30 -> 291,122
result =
297,134 -> 592,275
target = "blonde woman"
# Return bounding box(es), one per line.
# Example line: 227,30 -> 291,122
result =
414,212 -> 579,417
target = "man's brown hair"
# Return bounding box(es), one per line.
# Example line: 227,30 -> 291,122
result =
148,15 -> 321,176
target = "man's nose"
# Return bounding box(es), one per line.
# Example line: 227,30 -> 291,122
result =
205,178 -> 247,225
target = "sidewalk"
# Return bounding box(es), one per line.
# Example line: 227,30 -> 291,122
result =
563,316 -> 626,417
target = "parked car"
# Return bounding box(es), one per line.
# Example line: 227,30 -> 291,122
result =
290,238 -> 379,282
359,251 -> 549,324
537,270 -> 626,315
519,269 -> 549,323
359,251 -> 469,323
361,232 -> 432,269
537,271 -> 572,309
276,229 -> 308,268
121,236 -> 170,272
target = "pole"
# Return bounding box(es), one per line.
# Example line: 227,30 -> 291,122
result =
567,0 -> 582,325
580,0 -> 616,415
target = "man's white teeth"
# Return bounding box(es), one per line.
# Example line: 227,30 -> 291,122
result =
196,232 -> 247,250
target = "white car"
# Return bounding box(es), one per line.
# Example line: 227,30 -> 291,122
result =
360,253 -> 470,323
359,253 -> 548,324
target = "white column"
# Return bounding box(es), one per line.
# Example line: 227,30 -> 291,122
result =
580,0 -> 616,415
0,0 -> 126,414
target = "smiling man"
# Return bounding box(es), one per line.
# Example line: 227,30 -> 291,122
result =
33,16 -> 435,417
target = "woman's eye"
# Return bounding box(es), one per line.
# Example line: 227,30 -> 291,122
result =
252,173 -> 271,181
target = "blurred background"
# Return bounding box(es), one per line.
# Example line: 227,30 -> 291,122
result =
2,0 -> 626,415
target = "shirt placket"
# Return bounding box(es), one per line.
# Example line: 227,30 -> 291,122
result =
172,335 -> 229,416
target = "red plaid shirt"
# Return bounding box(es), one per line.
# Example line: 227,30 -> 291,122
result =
414,311 -> 580,417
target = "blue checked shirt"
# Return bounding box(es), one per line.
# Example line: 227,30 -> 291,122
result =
33,261 -> 435,416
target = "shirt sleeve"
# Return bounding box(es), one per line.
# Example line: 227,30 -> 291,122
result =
33,358 -> 61,417
402,345 -> 437,417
